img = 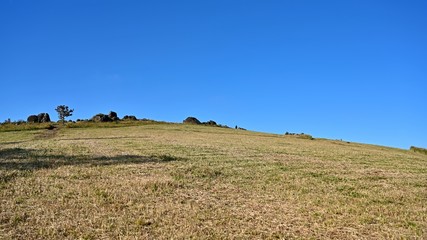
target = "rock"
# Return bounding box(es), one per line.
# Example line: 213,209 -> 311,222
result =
92,112 -> 121,122
101,115 -> 112,122
123,115 -> 138,121
91,114 -> 102,122
100,115 -> 112,122
27,115 -> 38,123
37,113 -> 51,123
203,120 -> 217,126
183,117 -> 201,125
108,111 -> 118,120
92,114 -> 112,122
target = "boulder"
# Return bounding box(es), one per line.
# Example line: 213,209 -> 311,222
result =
91,114 -> 102,122
27,115 -> 39,123
203,120 -> 217,126
183,117 -> 201,125
123,115 -> 138,121
108,111 -> 118,120
37,113 -> 51,123
102,115 -> 113,122
92,114 -> 112,122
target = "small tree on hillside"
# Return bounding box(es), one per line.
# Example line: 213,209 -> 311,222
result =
55,105 -> 74,124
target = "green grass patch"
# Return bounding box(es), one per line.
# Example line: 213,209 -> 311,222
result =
0,122 -> 55,132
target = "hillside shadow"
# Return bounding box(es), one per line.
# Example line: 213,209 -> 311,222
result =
0,141 -> 33,146
0,147 -> 183,172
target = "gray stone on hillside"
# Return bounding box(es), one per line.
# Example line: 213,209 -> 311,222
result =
204,120 -> 217,126
37,113 -> 51,123
101,115 -> 112,122
92,114 -> 112,122
183,117 -> 201,124
123,115 -> 138,121
91,114 -> 102,122
27,115 -> 38,123
108,111 -> 118,120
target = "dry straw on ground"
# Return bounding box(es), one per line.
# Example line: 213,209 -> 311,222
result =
1,123 -> 426,239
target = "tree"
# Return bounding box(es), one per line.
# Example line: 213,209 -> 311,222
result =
55,105 -> 74,124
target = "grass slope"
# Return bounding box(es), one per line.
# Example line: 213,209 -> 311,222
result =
1,123 -> 426,239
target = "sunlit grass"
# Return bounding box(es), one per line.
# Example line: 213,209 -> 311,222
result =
1,123 -> 426,239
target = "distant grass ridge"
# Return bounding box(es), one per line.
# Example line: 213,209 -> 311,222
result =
284,132 -> 314,140
410,146 -> 427,155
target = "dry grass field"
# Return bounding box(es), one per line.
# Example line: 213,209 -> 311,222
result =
1,122 -> 426,239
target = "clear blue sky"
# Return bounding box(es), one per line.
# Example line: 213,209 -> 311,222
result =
1,0 -> 426,149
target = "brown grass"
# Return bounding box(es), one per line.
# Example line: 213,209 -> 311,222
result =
1,123 -> 426,239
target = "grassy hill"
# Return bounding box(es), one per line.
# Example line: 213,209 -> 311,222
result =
1,122 -> 426,239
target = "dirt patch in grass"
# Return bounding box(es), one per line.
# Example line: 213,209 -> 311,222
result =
35,127 -> 59,140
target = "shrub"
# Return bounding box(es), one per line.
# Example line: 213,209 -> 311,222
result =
2,118 -> 11,124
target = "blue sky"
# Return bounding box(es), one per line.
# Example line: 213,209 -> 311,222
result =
1,0 -> 426,149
